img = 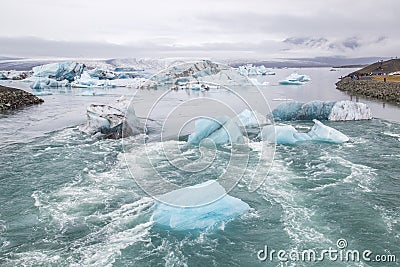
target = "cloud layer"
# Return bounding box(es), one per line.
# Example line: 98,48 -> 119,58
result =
1,0 -> 399,59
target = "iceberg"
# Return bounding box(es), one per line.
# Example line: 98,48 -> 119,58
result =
88,68 -> 117,80
279,73 -> 311,85
328,101 -> 372,121
272,100 -> 372,121
261,119 -> 349,144
187,109 -> 267,145
80,97 -> 143,139
207,119 -> 244,145
71,72 -> 117,88
30,78 -> 68,89
233,109 -> 267,127
152,180 -> 250,230
237,64 -> 275,76
32,62 -> 85,82
0,70 -> 31,80
188,116 -> 229,145
187,116 -> 245,145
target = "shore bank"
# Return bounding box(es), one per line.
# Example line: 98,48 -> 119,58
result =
0,85 -> 44,111
336,77 -> 400,104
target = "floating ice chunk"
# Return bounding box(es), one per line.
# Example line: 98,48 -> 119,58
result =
279,73 -> 311,85
272,100 -> 372,121
234,109 -> 267,127
76,90 -> 106,96
307,119 -> 349,143
32,62 -> 85,82
237,64 -> 274,76
88,68 -> 116,80
328,101 -> 372,121
261,120 -> 349,144
261,124 -> 310,144
152,180 -> 250,230
187,116 -> 229,145
271,101 -> 304,121
81,97 -> 143,139
207,119 -> 244,145
30,78 -> 68,89
33,91 -> 53,96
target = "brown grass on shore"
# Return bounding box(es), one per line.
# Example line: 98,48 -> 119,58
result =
372,75 -> 400,83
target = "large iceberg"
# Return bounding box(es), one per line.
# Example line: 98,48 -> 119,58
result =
32,62 -> 85,82
152,180 -> 250,230
279,73 -> 311,85
80,97 -> 144,139
272,100 -> 372,121
261,119 -> 349,144
187,109 -> 265,145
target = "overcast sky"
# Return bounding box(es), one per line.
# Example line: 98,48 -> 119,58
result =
1,0 -> 399,59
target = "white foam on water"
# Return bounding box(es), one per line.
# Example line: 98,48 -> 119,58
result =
373,205 -> 400,240
253,157 -> 331,248
383,131 -> 400,141
25,160 -> 155,266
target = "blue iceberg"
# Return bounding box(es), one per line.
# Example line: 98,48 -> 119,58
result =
261,119 -> 349,144
32,62 -> 85,82
207,119 -> 244,145
152,180 -> 250,230
187,116 -> 245,145
234,109 -> 266,127
30,78 -> 68,89
188,116 -> 229,145
272,100 -> 372,121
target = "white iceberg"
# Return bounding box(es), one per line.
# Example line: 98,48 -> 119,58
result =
272,100 -> 372,121
261,119 -> 349,144
32,62 -> 85,82
152,180 -> 250,230
237,64 -> 275,76
328,101 -> 372,121
279,73 -> 311,85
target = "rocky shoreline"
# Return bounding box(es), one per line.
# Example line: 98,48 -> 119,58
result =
0,85 -> 44,111
336,77 -> 400,104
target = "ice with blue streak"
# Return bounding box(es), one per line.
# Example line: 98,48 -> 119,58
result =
187,116 -> 229,145
272,100 -> 371,121
152,180 -> 250,230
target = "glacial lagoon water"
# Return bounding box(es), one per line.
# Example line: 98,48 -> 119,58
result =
0,68 -> 399,266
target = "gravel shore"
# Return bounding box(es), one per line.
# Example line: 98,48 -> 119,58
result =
0,85 -> 44,111
336,77 -> 400,104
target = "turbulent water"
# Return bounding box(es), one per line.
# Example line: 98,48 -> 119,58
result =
0,68 -> 400,266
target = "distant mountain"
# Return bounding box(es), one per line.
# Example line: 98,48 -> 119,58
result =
229,56 -> 387,68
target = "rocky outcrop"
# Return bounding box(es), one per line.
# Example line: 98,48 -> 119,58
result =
336,78 -> 400,104
0,85 -> 43,111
